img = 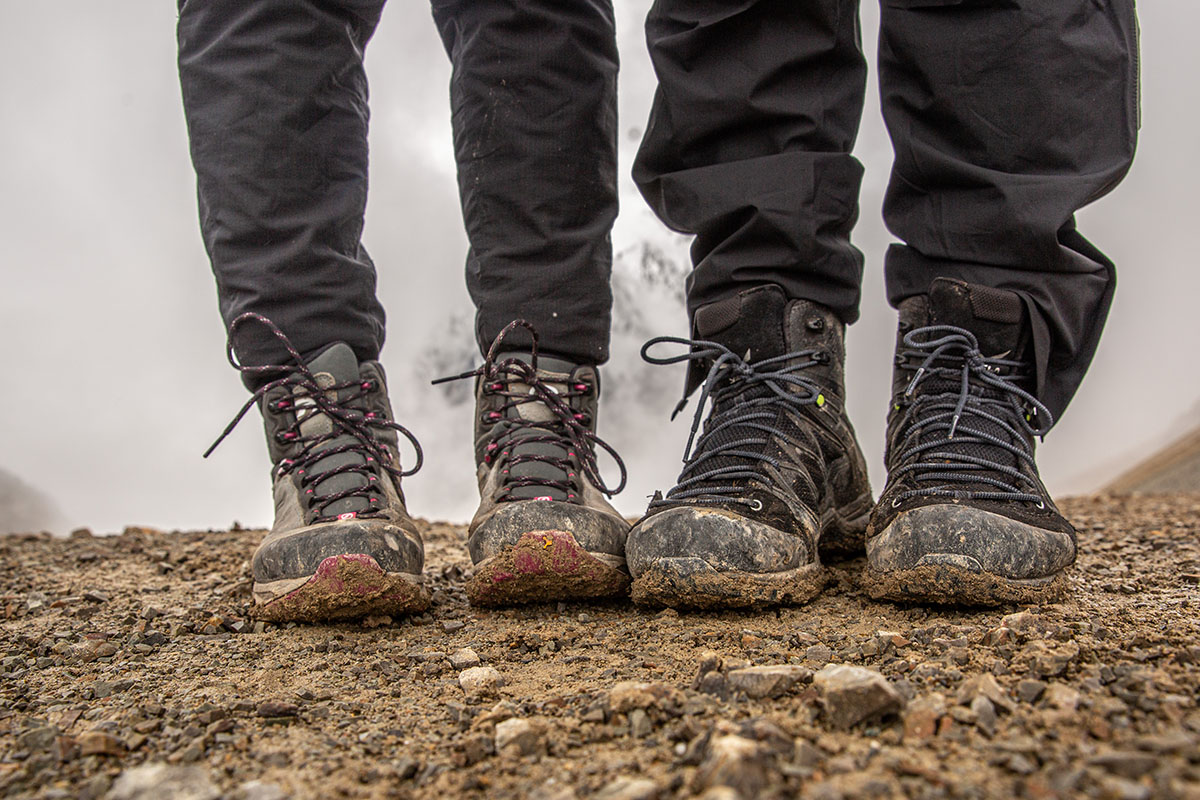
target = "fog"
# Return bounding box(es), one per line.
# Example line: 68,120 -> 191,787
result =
1,1 -> 1196,535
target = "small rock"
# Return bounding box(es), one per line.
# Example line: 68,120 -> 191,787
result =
107,764 -> 220,800
903,694 -> 945,741
494,718 -> 543,755
629,709 -> 652,738
255,700 -> 299,718
78,730 -> 125,757
361,615 -> 392,629
1000,610 -> 1042,634
971,695 -> 997,737
594,777 -> 659,800
233,781 -> 287,800
957,674 -> 1014,713
1044,683 -> 1081,712
442,620 -> 466,633
609,681 -> 685,714
693,734 -> 770,798
813,664 -> 903,730
530,780 -> 579,800
805,645 -> 834,664
1017,679 -> 1047,704
726,665 -> 811,699
17,726 -> 58,751
459,666 -> 504,698
1088,751 -> 1159,779
83,590 -> 110,603
450,648 -> 481,670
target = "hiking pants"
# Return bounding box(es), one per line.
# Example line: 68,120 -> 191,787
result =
179,0 -> 1138,418
635,0 -> 1139,417
177,0 -> 619,370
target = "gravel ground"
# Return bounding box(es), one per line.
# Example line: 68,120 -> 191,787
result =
2,493 -> 1198,800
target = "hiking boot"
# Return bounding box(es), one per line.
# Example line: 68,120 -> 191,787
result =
866,278 -> 1076,606
437,321 -> 631,606
626,285 -> 873,609
207,314 -> 430,622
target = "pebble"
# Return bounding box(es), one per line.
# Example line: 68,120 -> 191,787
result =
593,777 -> 659,800
629,709 -> 652,738
1017,679 -> 1047,704
495,718 -> 543,756
450,648 -> 481,670
812,665 -> 903,730
77,730 -> 125,757
234,781 -> 287,800
1043,683 -> 1081,712
726,665 -> 811,700
459,666 -> 504,698
107,764 -> 220,800
1088,751 -> 1159,779
805,645 -> 834,664
903,694 -> 944,741
255,700 -> 299,718
609,681 -> 685,714
692,734 -> 770,798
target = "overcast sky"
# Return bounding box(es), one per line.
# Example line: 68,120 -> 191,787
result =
1,1 -> 1196,535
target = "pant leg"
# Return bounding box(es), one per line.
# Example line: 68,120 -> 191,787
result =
178,0 -> 387,372
878,0 -> 1140,420
634,0 -> 869,328
431,0 -> 619,365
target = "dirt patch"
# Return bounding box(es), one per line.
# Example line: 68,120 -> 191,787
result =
2,494 -> 1198,799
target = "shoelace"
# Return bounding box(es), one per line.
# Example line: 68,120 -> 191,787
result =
641,336 -> 828,511
890,324 -> 1052,506
432,319 -> 626,501
205,313 -> 423,522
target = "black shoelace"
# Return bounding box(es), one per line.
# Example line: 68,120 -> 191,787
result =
433,319 -> 626,502
641,337 -> 829,511
205,313 -> 423,522
890,324 -> 1052,506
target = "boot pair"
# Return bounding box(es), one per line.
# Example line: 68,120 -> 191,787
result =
217,278 -> 1075,621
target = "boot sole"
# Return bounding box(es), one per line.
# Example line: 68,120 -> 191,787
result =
253,553 -> 431,623
864,561 -> 1068,607
468,529 -> 630,607
864,551 -> 1070,606
631,557 -> 826,610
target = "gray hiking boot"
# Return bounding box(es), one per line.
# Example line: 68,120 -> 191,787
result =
207,314 -> 430,622
437,321 -> 630,607
866,279 -> 1076,606
627,285 -> 873,610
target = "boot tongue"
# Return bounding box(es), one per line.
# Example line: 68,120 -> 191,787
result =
926,278 -> 1027,360
493,352 -> 581,502
495,352 -> 576,424
296,343 -> 371,519
686,285 -> 790,398
297,343 -> 362,438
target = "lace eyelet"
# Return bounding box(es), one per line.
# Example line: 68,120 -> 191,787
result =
747,498 -> 763,512
891,497 -> 902,508
1033,499 -> 1045,510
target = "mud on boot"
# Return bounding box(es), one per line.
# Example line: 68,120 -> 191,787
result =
866,279 -> 1076,606
627,285 -> 873,610
207,314 -> 430,622
435,321 -> 630,607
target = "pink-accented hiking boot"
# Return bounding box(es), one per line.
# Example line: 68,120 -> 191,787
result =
436,321 -> 630,607
207,314 -> 430,623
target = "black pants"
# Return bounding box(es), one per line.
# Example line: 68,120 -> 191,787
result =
178,0 -> 618,369
178,0 -> 1138,418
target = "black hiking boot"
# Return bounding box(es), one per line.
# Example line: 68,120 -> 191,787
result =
207,314 -> 430,622
866,279 -> 1076,606
626,285 -> 873,609
435,321 -> 630,607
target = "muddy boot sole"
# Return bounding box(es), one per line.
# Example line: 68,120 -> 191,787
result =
252,553 -> 431,623
630,558 -> 826,610
864,559 -> 1069,607
467,529 -> 630,607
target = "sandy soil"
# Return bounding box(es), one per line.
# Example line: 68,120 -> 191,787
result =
1,494 -> 1198,800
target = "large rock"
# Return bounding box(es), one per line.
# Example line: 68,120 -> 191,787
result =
812,665 -> 903,730
494,717 -> 545,756
459,666 -> 504,698
106,764 -> 220,800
